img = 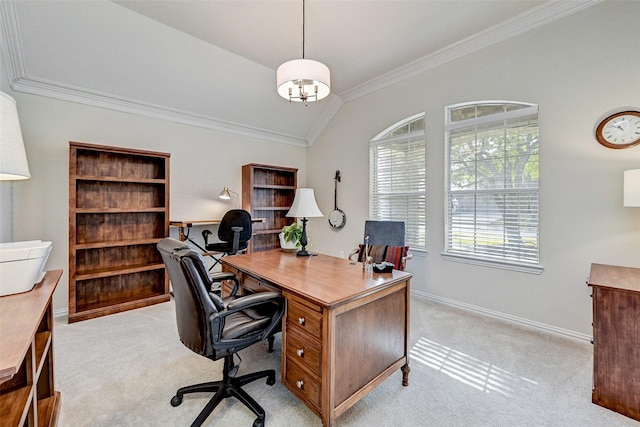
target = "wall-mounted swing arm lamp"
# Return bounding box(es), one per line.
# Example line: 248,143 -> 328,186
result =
624,169 -> 640,207
218,187 -> 238,200
286,188 -> 323,257
219,187 -> 240,208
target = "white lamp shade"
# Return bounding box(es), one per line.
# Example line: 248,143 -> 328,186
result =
0,92 -> 30,180
624,169 -> 640,207
287,188 -> 323,218
277,59 -> 331,102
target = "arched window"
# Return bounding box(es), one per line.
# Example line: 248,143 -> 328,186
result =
444,101 -> 541,273
369,113 -> 426,250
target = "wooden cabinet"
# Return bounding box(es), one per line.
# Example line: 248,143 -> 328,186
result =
0,270 -> 62,427
242,163 -> 297,252
69,142 -> 170,323
588,263 -> 640,421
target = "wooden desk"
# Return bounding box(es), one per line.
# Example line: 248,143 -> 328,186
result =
0,270 -> 62,426
221,250 -> 411,427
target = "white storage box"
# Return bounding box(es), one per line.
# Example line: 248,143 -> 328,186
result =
0,240 -> 52,296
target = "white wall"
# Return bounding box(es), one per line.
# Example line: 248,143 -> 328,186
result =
307,1 -> 640,338
3,91 -> 306,312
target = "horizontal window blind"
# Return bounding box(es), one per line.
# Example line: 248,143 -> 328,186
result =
445,103 -> 539,267
370,122 -> 426,250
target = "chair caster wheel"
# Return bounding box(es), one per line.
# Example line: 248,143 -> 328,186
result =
267,376 -> 275,386
170,395 -> 183,407
253,418 -> 265,427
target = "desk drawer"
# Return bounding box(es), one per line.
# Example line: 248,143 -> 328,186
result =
287,298 -> 323,340
284,357 -> 321,410
241,272 -> 279,294
286,328 -> 321,376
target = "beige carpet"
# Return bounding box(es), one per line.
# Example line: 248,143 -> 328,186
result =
53,298 -> 636,426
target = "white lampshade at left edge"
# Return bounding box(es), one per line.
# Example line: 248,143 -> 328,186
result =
0,92 -> 30,180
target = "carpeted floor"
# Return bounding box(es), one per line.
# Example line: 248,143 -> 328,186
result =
54,297 -> 637,426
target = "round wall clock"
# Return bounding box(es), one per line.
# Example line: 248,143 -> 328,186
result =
595,110 -> 640,149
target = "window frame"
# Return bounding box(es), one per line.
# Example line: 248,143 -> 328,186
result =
442,101 -> 542,274
369,113 -> 426,251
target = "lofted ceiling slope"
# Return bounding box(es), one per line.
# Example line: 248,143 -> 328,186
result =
0,1 -> 600,146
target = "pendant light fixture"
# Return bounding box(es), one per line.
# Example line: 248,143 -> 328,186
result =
276,0 -> 330,105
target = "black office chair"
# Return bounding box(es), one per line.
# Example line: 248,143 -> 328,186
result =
157,237 -> 284,427
348,220 -> 412,270
202,209 -> 252,269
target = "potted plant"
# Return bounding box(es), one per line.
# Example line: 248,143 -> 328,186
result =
279,223 -> 302,252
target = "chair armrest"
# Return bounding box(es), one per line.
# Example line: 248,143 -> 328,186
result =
230,226 -> 243,255
226,291 -> 281,311
202,229 -> 213,246
210,291 -> 284,346
210,271 -> 239,296
400,253 -> 413,270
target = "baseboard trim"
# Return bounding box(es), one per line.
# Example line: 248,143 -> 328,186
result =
411,290 -> 592,343
54,308 -> 69,319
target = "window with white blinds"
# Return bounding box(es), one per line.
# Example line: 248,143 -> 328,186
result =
369,113 -> 426,250
444,102 -> 541,273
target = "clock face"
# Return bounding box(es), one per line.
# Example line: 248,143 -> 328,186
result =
596,111 -> 640,149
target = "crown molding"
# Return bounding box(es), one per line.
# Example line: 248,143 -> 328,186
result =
0,1 -> 307,148
339,0 -> 603,103
306,95 -> 343,146
13,75 -> 308,147
0,1 -> 26,79
1,0 -> 602,144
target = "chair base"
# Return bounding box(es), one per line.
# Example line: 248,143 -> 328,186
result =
171,355 -> 276,427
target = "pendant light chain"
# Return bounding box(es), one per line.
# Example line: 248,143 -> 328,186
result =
302,0 -> 306,59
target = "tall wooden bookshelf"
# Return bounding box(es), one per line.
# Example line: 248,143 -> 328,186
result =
68,142 -> 170,323
242,164 -> 297,252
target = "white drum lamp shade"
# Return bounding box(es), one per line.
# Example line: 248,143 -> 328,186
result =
277,59 -> 331,103
0,92 -> 30,180
623,169 -> 640,207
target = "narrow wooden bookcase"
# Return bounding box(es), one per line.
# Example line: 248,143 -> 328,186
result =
68,142 -> 170,323
242,163 -> 297,252
0,270 -> 62,427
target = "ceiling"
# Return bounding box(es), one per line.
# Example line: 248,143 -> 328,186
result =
0,1 -> 599,146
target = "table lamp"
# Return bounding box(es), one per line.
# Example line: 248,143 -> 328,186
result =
286,188 -> 323,256
1,92 -> 31,180
623,169 -> 640,207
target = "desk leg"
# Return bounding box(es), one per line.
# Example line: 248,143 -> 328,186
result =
401,363 -> 410,386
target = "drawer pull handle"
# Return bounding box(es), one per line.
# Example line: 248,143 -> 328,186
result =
296,348 -> 304,357
298,317 -> 305,325
296,380 -> 304,389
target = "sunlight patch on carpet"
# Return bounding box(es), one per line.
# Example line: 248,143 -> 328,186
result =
410,337 -> 538,397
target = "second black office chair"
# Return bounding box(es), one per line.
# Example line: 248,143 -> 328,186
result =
202,209 -> 252,269
157,237 -> 284,427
